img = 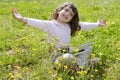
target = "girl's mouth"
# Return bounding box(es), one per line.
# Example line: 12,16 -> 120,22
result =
62,14 -> 68,20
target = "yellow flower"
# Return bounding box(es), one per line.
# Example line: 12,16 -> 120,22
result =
95,69 -> 98,73
54,62 -> 58,65
71,76 -> 74,80
32,48 -> 37,51
53,50 -> 57,53
80,71 -> 87,76
64,44 -> 69,46
72,61 -> 76,64
9,73 -> 14,78
117,48 -> 120,50
108,67 -> 113,71
17,66 -> 21,69
16,49 -> 20,53
98,52 -> 103,56
10,75 -> 14,78
115,43 -> 120,46
58,57 -> 63,61
60,42 -> 64,46
64,66 -> 68,69
48,71 -> 53,74
23,67 -> 29,72
77,71 -> 81,74
57,77 -> 62,80
73,48 -> 79,53
16,73 -> 20,77
111,21 -> 115,25
9,73 -> 13,76
83,71 -> 87,75
7,65 -> 11,68
90,75 -> 94,78
55,38 -> 60,41
62,49 -> 66,52
102,74 -> 105,76
116,58 -> 120,61
58,48 -> 61,51
78,66 -> 83,69
58,63 -> 61,67
91,54 -> 95,58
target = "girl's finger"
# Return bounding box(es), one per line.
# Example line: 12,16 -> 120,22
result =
12,8 -> 17,13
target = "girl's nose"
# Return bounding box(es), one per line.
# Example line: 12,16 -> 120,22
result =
66,12 -> 70,16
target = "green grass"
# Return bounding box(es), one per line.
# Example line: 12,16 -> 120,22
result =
0,0 -> 120,80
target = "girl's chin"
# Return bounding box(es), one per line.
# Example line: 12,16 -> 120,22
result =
58,17 -> 68,22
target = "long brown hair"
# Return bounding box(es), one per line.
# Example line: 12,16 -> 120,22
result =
51,2 -> 81,36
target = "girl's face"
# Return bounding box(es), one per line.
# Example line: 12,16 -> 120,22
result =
57,6 -> 74,24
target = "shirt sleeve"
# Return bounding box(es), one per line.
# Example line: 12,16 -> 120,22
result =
79,22 -> 99,31
26,18 -> 51,33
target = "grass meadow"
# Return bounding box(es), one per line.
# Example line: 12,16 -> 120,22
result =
0,0 -> 120,80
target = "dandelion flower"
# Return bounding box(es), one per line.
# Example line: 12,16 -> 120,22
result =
17,66 -> 21,69
111,21 -> 115,25
57,77 -> 62,80
48,71 -> 53,74
102,74 -> 105,76
90,75 -> 94,78
11,75 -> 14,78
16,73 -> 20,77
9,73 -> 14,78
73,48 -> 79,53
55,38 -> 60,41
72,61 -> 76,64
117,48 -> 120,50
77,71 -> 81,74
78,66 -> 83,69
32,48 -> 37,51
83,71 -> 87,75
58,48 -> 61,51
9,73 -> 13,76
58,63 -> 61,67
80,71 -> 86,76
116,58 -> 120,61
64,65 -> 68,69
58,57 -> 63,61
54,62 -> 58,65
62,49 -> 66,53
95,69 -> 98,73
91,54 -> 95,58
71,76 -> 74,80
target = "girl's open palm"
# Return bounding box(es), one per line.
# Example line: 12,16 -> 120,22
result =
97,19 -> 106,26
12,8 -> 23,20
12,8 -> 27,24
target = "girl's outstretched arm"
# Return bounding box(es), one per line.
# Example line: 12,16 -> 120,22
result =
11,8 -> 27,24
12,8 -> 53,34
80,19 -> 106,30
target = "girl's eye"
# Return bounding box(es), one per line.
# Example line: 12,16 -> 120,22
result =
65,9 -> 69,12
64,8 -> 74,17
70,14 -> 73,16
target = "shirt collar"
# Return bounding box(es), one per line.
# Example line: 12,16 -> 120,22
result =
52,19 -> 68,26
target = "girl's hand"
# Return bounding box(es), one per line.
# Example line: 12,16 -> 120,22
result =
11,8 -> 27,24
12,8 -> 23,20
97,19 -> 106,26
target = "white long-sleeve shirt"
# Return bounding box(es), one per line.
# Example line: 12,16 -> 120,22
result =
27,18 -> 99,48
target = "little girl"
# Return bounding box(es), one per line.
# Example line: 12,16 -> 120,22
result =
12,2 -> 106,69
